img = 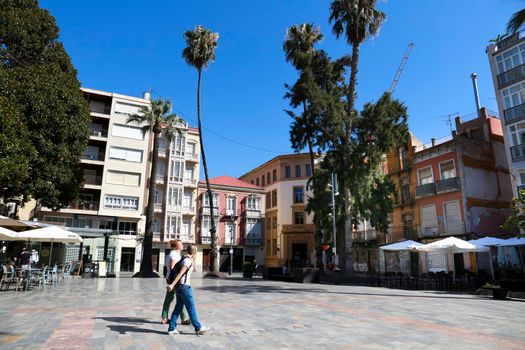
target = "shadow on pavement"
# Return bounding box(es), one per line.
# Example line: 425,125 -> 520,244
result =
94,317 -> 158,324
107,325 -> 166,335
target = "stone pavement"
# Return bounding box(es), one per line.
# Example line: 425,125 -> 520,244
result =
0,275 -> 524,350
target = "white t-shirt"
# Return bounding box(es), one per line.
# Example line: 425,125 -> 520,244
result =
179,257 -> 193,286
165,250 -> 181,283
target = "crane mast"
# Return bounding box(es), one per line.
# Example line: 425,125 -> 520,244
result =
388,42 -> 414,94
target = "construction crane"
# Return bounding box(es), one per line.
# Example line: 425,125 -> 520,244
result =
388,42 -> 414,94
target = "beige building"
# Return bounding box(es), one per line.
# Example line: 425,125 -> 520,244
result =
240,154 -> 315,268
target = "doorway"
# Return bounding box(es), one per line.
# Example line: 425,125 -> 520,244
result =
202,249 -> 211,271
291,243 -> 307,267
151,248 -> 159,273
120,248 -> 135,272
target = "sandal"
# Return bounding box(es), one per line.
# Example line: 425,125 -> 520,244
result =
161,318 -> 170,324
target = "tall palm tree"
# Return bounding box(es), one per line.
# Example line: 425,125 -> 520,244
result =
182,25 -> 219,273
329,0 -> 385,271
507,8 -> 525,34
283,23 -> 323,178
128,98 -> 183,277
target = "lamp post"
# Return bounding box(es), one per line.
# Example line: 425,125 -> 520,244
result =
229,214 -> 234,275
330,173 -> 339,268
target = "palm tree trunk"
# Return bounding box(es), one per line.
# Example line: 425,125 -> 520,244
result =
303,101 -> 316,179
138,130 -> 160,277
196,68 -> 218,272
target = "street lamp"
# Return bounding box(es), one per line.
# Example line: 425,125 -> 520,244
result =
330,173 -> 339,269
229,214 -> 235,275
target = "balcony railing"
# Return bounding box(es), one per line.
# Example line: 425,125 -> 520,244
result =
352,229 -> 379,243
88,101 -> 111,115
388,225 -> 419,243
157,148 -> 167,157
221,208 -> 241,217
89,128 -> 108,138
201,206 -> 219,215
82,152 -> 105,161
504,103 -> 525,125
183,178 -> 197,187
245,209 -> 261,218
155,174 -> 165,183
418,221 -> 465,238
182,205 -> 195,214
186,153 -> 198,162
201,236 -> 212,244
396,194 -> 414,207
436,177 -> 460,193
154,203 -> 163,211
84,175 -> 102,186
511,144 -> 525,162
66,201 -> 99,211
153,232 -> 161,242
415,183 -> 436,198
281,224 -> 315,233
497,62 -> 525,88
177,234 -> 195,243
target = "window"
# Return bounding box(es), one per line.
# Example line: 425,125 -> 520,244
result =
99,218 -> 117,230
172,134 -> 186,156
169,160 -> 184,182
104,195 -> 139,210
158,136 -> 167,151
157,161 -> 165,176
186,142 -> 196,156
272,216 -> 277,229
114,102 -> 142,116
271,189 -> 277,207
202,216 -> 211,237
181,220 -> 191,238
256,178 -> 260,186
420,204 -> 437,235
106,171 -> 141,187
118,221 -> 137,235
227,196 -> 236,214
267,172 -> 271,184
184,166 -> 194,181
495,44 -> 525,74
153,219 -> 161,233
246,195 -> 260,210
251,180 -> 254,185
225,222 -> 236,244
305,164 -> 312,177
502,83 -> 525,110
293,186 -> 304,204
444,201 -> 462,233
155,190 -> 163,204
246,218 -> 261,236
439,160 -> 456,180
261,175 -> 265,186
166,214 -> 181,239
203,192 -> 219,207
108,147 -> 143,163
285,165 -> 291,178
417,167 -> 433,185
509,122 -> 525,146
294,212 -> 305,225
183,192 -> 193,208
266,192 -> 271,208
168,187 -> 182,206
43,216 -> 73,227
295,165 -> 301,177
111,124 -> 144,140
273,169 -> 277,181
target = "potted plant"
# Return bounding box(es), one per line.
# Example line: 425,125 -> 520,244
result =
481,282 -> 509,300
243,262 -> 254,278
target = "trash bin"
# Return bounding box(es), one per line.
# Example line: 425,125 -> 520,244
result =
98,261 -> 107,278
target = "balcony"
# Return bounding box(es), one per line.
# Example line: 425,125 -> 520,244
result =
436,177 -> 460,193
166,203 -> 181,212
245,209 -> 261,218
388,225 -> 418,243
352,229 -> 379,243
201,236 -> 212,244
183,178 -> 198,187
153,232 -> 161,242
88,101 -> 111,116
387,160 -> 410,174
154,203 -> 163,212
84,175 -> 102,186
504,103 -> 525,125
201,206 -> 219,215
395,194 -> 414,207
89,128 -> 108,139
155,174 -> 165,183
415,183 -> 436,198
281,223 -> 315,233
245,236 -> 262,246
510,144 -> 525,162
66,201 -> 99,211
418,221 -> 465,238
182,205 -> 195,215
157,148 -> 167,158
186,153 -> 198,162
497,62 -> 525,88
221,208 -> 241,217
178,234 -> 195,243
82,152 -> 105,162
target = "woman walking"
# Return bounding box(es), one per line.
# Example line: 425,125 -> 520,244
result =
167,244 -> 209,335
161,240 -> 190,325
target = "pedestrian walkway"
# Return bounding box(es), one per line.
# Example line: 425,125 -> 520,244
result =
0,276 -> 523,349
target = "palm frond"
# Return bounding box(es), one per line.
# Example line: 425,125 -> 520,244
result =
182,25 -> 219,70
507,8 -> 525,34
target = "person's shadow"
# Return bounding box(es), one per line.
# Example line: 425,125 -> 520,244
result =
107,325 -> 166,335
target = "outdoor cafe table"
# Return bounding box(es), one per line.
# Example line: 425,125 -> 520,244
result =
14,267 -> 42,291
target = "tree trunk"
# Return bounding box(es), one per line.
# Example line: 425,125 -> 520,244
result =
136,129 -> 160,277
303,101 -> 316,179
196,68 -> 218,272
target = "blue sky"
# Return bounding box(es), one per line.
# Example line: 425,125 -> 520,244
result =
41,0 -> 523,179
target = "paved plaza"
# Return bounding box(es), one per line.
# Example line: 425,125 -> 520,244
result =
0,275 -> 524,349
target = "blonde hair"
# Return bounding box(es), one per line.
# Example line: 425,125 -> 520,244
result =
169,239 -> 182,249
186,244 -> 197,255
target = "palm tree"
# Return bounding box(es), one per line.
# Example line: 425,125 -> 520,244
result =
507,8 -> 525,34
127,98 -> 183,277
283,23 -> 323,178
329,0 -> 385,124
329,0 -> 385,271
182,25 -> 219,273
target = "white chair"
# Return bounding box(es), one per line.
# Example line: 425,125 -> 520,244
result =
0,265 -> 17,291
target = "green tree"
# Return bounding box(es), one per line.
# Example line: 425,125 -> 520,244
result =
0,0 -> 90,209
328,0 -> 386,270
127,99 -> 183,278
507,8 -> 525,34
283,23 -> 323,178
182,25 -> 219,273
502,190 -> 525,235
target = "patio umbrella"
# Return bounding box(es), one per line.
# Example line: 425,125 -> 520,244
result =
15,225 -> 83,265
468,237 -> 507,280
0,226 -> 19,241
416,237 -> 489,279
0,215 -> 34,232
498,237 -> 525,278
379,240 -> 423,274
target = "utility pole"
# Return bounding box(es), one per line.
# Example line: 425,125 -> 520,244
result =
331,173 -> 339,268
229,214 -> 234,275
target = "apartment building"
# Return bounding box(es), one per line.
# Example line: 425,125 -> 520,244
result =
240,154 -> 315,269
196,176 -> 264,272
153,126 -> 201,273
487,33 -> 525,197
33,88 -> 152,276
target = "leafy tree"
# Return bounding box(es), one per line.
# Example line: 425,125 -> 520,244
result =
127,99 -> 183,277
502,190 -> 525,235
0,0 -> 90,209
182,25 -> 219,272
327,0 -> 386,270
507,8 -> 525,34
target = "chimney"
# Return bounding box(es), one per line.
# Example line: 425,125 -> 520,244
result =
143,91 -> 151,100
470,73 -> 481,116
431,138 -> 436,147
